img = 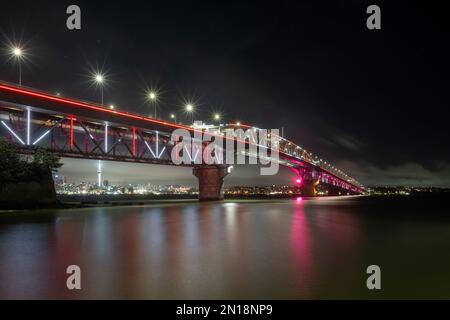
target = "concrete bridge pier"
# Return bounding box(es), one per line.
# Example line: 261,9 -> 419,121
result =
297,168 -> 319,197
300,178 -> 320,197
193,165 -> 229,201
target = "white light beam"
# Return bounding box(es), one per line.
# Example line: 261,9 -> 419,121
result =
1,121 -> 25,145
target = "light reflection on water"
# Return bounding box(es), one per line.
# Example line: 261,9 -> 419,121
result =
1,197 -> 450,299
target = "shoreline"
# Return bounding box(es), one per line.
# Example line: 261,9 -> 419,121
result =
2,193 -> 447,213
0,193 -> 447,214
1,194 -> 361,212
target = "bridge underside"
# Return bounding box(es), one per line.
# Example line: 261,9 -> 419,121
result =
300,179 -> 362,197
292,166 -> 363,197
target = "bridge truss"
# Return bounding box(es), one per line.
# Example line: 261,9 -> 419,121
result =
0,81 -> 365,195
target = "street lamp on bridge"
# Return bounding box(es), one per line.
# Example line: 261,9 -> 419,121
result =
185,103 -> 194,125
90,71 -> 107,186
92,73 -> 105,106
10,46 -> 24,86
147,90 -> 158,118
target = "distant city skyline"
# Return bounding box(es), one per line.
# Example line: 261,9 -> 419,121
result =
57,158 -> 293,187
58,157 -> 450,187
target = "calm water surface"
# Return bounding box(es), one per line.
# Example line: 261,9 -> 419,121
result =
1,196 -> 449,299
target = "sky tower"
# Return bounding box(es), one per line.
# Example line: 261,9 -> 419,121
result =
97,160 -> 102,187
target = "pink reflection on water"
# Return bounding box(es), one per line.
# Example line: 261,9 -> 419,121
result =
290,201 -> 315,297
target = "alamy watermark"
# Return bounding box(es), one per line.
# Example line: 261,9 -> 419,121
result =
170,127 -> 280,175
66,265 -> 81,290
66,5 -> 81,30
66,5 -> 381,31
366,5 -> 381,30
366,265 -> 381,290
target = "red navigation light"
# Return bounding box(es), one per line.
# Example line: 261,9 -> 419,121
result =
296,178 -> 302,185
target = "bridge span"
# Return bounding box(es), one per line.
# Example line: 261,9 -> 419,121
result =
0,81 -> 365,200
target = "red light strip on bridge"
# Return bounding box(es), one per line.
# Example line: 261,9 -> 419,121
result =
0,84 -> 260,147
0,83 -> 260,143
0,83 -> 257,149
0,83 -> 195,132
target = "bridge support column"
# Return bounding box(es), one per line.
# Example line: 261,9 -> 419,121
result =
193,166 -> 228,201
301,178 -> 320,197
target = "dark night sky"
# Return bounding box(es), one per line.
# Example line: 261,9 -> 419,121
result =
1,0 -> 449,186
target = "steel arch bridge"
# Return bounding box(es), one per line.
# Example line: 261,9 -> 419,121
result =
0,81 -> 365,200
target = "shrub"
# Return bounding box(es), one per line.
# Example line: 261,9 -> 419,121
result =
0,138 -> 62,191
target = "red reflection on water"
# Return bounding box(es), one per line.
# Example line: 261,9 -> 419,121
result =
117,214 -> 142,297
52,216 -> 89,298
